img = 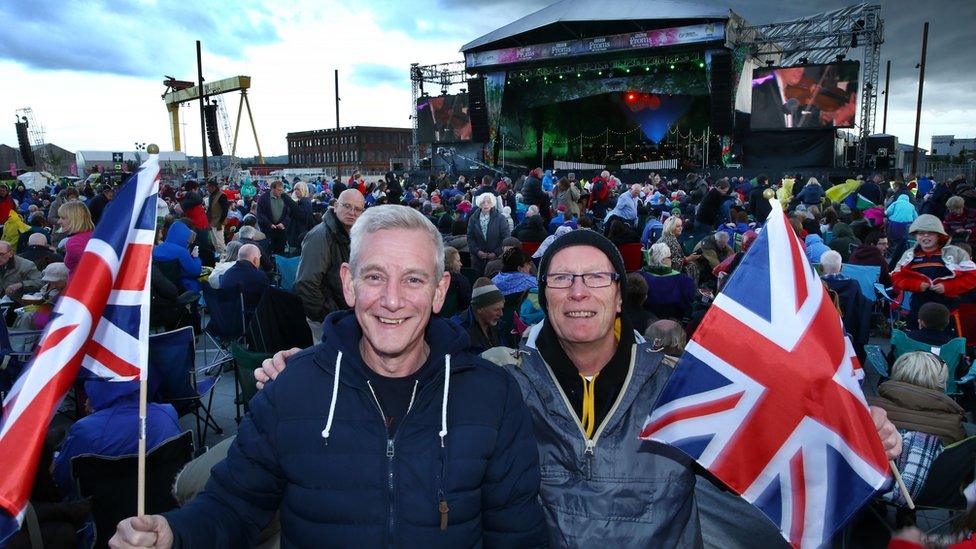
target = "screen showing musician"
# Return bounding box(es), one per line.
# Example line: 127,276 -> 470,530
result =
750,61 -> 860,130
416,93 -> 472,143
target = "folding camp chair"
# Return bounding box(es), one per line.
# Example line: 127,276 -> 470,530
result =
72,431 -> 194,548
273,254 -> 301,290
862,344 -> 889,397
890,329 -> 968,396
230,342 -> 271,416
149,326 -> 222,448
841,264 -> 880,303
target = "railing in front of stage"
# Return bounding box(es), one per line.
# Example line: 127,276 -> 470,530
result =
620,159 -> 679,170
552,159 -> 680,171
553,160 -> 606,171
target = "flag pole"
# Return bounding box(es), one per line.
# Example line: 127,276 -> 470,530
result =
137,143 -> 161,517
889,460 -> 915,510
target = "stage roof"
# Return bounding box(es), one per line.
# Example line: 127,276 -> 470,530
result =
461,0 -> 737,52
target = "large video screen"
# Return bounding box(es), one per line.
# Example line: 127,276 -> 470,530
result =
750,61 -> 860,130
416,93 -> 471,143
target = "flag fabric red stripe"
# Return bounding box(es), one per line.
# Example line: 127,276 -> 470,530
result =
85,340 -> 142,379
114,244 -> 153,291
789,452 -> 806,547
639,392 -> 743,439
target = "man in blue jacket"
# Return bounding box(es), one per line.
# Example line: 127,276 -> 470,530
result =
111,205 -> 546,548
152,221 -> 202,292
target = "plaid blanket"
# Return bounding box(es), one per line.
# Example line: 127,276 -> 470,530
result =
882,429 -> 944,507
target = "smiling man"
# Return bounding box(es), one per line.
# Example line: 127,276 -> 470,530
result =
110,205 -> 545,548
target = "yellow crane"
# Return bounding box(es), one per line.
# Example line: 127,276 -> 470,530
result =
162,75 -> 264,163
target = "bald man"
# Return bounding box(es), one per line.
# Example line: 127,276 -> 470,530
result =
0,241 -> 42,296
18,232 -> 63,271
219,243 -> 270,311
295,188 -> 365,343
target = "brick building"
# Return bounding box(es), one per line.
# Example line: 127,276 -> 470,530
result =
287,126 -> 411,177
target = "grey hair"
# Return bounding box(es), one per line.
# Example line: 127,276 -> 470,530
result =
714,231 -> 730,243
222,240 -> 244,262
476,192 -> 495,208
647,242 -> 672,267
349,205 -> 445,279
237,226 -> 257,240
891,351 -> 948,391
527,205 -> 540,215
819,250 -> 842,273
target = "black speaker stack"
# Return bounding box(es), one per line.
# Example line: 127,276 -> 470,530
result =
15,121 -> 34,167
709,51 -> 734,135
203,103 -> 223,156
467,78 -> 490,143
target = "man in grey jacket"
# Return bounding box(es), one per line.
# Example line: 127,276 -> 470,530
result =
294,189 -> 364,343
0,241 -> 42,296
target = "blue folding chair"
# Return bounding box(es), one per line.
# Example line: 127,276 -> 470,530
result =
273,254 -> 301,291
841,263 -> 880,302
862,344 -> 889,397
149,326 -> 222,449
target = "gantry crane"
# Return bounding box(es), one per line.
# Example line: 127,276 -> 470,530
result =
162,75 -> 264,163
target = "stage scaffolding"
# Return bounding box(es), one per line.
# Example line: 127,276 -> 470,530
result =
409,3 -> 884,170
742,3 -> 884,167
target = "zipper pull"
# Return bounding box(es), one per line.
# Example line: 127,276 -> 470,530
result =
438,496 -> 450,531
584,440 -> 595,481
386,439 -> 395,459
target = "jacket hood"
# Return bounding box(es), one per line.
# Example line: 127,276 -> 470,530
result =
832,222 -> 854,239
320,309 -> 473,385
164,220 -> 193,248
850,244 -> 883,263
896,194 -> 910,204
804,234 -> 825,246
84,380 -> 139,410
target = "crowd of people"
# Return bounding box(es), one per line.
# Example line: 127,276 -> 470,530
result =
6,163 -> 976,548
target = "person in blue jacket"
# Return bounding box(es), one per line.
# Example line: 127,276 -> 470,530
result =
53,380 -> 181,498
152,220 -> 202,292
111,205 -> 546,548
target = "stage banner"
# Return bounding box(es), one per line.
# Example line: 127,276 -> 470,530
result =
466,22 -> 725,69
484,71 -> 506,164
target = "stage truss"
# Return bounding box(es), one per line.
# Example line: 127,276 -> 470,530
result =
742,3 -> 883,167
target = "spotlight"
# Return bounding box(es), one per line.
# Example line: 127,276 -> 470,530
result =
625,68 -> 631,73
598,70 -> 603,75
558,74 -> 564,79
644,66 -> 650,71
698,62 -> 705,68
577,72 -> 581,77
669,64 -> 675,70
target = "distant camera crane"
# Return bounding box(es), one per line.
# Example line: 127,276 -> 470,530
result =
161,75 -> 264,164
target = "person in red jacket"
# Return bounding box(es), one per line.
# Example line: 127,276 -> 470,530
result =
891,214 -> 976,324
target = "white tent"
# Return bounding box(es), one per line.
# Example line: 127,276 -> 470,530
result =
16,171 -> 57,191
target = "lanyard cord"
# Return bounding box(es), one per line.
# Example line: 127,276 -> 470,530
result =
579,373 -> 599,439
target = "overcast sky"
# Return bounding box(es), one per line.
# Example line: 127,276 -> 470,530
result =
0,0 -> 971,159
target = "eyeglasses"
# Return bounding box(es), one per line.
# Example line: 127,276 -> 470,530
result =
544,272 -> 619,289
338,202 -> 364,214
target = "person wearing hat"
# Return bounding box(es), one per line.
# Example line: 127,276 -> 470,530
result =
484,236 -> 522,278
456,278 -> 505,354
482,230 -> 904,547
892,214 -> 976,324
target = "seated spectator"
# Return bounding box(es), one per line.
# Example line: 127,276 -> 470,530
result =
512,205 -> 548,243
639,242 -> 695,320
455,279 -> 504,354
0,240 -> 42,297
18,232 -> 63,271
849,231 -> 892,286
692,231 -> 733,288
14,262 -> 70,330
645,319 -> 688,361
868,351 -> 967,506
804,233 -> 831,266
491,248 -> 537,296
208,240 -> 244,288
219,243 -> 271,312
713,230 -> 758,289
827,222 -> 860,262
52,380 -> 181,498
907,302 -> 957,347
640,215 -> 664,248
152,220 -> 202,292
605,218 -> 639,246
57,201 -> 95,278
622,272 -> 654,333
484,236 -> 522,278
821,249 -> 872,358
235,225 -> 273,272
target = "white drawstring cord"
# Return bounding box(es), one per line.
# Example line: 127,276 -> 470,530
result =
321,351 -> 342,441
439,354 -> 451,447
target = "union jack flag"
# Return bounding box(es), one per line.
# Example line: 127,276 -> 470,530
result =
640,200 -> 888,548
0,156 -> 159,543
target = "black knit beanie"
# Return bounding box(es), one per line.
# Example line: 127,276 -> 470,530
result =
537,230 -> 628,312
